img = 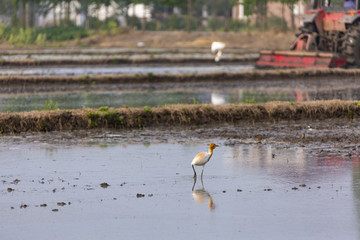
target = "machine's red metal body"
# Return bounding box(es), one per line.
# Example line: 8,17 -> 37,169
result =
257,50 -> 347,68
256,8 -> 352,68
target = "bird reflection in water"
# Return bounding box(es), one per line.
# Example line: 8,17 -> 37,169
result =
192,177 -> 215,211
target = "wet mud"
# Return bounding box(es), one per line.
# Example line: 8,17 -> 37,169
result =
0,57 -> 256,66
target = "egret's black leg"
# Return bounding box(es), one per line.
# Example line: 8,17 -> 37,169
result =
192,165 -> 197,179
192,177 -> 196,191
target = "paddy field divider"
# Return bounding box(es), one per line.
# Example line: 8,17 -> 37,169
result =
0,100 -> 358,134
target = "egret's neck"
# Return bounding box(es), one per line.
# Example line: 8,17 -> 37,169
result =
208,148 -> 214,155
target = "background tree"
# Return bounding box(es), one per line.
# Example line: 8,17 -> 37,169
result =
286,0 -> 298,31
206,0 -> 238,31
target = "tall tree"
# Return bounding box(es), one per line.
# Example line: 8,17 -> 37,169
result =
242,0 -> 268,30
186,0 -> 192,32
10,0 -> 18,27
112,0 -> 132,27
207,0 -> 238,31
77,0 -> 92,29
286,0 -> 297,31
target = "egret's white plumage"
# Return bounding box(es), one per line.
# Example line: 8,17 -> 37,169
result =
211,42 -> 225,53
211,42 -> 226,62
191,143 -> 219,179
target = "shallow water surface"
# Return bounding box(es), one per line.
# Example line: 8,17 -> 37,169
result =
2,80 -> 360,112
0,138 -> 359,240
0,89 -> 293,112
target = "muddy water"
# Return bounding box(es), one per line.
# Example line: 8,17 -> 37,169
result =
0,134 -> 359,240
0,64 -> 254,76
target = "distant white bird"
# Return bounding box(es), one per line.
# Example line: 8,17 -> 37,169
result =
211,41 -> 226,62
137,42 -> 145,47
191,143 -> 219,179
211,92 -> 226,105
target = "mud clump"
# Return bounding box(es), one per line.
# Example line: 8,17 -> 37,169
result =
100,182 -> 110,188
11,179 -> 20,184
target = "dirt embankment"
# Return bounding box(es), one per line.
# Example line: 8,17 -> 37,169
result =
0,100 -> 358,134
91,31 -> 295,50
0,31 -> 296,51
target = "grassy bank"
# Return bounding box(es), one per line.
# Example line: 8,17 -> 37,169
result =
0,100 -> 358,134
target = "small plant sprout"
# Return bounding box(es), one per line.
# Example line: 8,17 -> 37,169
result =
99,106 -> 109,111
43,99 -> 59,110
144,106 -> 151,112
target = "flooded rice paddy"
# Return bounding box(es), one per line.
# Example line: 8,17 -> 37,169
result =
0,89 -> 293,112
1,77 -> 360,112
1,132 -> 359,240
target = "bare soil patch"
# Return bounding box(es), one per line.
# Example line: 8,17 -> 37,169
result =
0,31 -> 296,53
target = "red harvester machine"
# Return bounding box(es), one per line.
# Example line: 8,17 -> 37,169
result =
256,0 -> 360,68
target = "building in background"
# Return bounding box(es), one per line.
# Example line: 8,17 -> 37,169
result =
232,0 -> 306,29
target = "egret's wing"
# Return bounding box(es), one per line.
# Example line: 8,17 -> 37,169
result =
191,152 -> 209,165
211,42 -> 226,53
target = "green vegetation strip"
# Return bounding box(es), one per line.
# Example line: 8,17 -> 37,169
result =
0,100 -> 358,134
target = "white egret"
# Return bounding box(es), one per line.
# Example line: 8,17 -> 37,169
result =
211,42 -> 226,62
191,143 -> 219,179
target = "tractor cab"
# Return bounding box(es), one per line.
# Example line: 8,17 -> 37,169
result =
314,0 -> 359,11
